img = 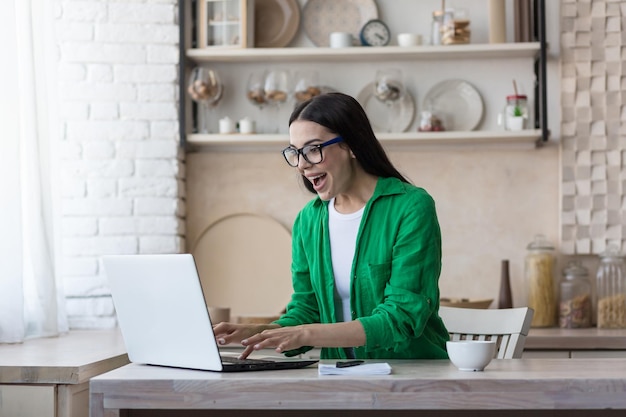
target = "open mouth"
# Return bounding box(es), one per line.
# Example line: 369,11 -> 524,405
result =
312,174 -> 326,187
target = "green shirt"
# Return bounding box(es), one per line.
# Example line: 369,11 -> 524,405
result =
275,176 -> 449,359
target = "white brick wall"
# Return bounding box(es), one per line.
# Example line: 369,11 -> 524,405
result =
55,0 -> 183,329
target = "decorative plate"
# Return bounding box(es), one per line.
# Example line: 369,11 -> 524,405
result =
422,79 -> 484,131
302,0 -> 378,47
356,81 -> 415,133
254,0 -> 300,48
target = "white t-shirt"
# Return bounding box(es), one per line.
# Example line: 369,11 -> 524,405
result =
328,198 -> 364,322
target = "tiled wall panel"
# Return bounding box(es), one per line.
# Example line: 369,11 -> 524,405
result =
560,0 -> 626,255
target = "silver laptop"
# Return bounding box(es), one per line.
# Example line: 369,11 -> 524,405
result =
103,253 -> 318,372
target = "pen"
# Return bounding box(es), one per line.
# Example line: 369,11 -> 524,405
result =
336,360 -> 365,368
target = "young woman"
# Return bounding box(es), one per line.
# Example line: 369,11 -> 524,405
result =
213,92 -> 448,360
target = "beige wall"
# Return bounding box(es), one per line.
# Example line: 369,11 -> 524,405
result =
187,144 -> 559,314
184,0 -> 564,317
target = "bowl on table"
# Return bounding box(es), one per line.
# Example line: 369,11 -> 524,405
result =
446,340 -> 496,371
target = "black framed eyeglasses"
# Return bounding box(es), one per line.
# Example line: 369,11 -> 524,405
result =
281,136 -> 343,167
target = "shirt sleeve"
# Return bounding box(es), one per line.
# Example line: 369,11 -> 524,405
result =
274,209 -> 321,328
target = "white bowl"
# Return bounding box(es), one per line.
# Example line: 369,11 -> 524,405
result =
446,340 -> 496,371
397,33 -> 422,47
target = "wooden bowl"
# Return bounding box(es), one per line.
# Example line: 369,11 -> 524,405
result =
440,298 -> 494,309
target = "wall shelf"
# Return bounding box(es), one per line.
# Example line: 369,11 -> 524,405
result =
186,42 -> 541,63
179,1 -> 548,149
187,130 -> 542,151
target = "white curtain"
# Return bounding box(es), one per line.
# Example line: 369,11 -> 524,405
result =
0,0 -> 68,343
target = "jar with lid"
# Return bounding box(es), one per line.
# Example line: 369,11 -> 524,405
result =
430,9 -> 453,45
525,234 -> 556,327
596,246 -> 626,329
441,8 -> 470,45
503,95 -> 528,131
559,260 -> 592,328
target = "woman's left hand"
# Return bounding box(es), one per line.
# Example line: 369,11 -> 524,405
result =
239,325 -> 310,359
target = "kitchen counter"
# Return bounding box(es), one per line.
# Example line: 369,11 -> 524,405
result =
0,330 -> 129,417
0,329 -> 128,384
90,358 -> 626,416
525,327 -> 626,350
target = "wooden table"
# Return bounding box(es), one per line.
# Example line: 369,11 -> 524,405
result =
0,330 -> 128,417
90,358 -> 626,417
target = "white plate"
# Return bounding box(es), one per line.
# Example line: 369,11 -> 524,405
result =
302,0 -> 378,47
422,80 -> 484,131
357,82 -> 415,133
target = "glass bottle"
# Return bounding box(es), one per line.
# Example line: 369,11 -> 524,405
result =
498,259 -> 513,309
596,246 -> 626,329
525,234 -> 556,327
559,260 -> 592,328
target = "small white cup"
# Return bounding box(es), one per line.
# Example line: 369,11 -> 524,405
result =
397,33 -> 422,47
238,117 -> 255,134
219,117 -> 236,134
330,32 -> 353,48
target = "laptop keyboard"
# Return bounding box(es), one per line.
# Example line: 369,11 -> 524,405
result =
221,356 -> 275,365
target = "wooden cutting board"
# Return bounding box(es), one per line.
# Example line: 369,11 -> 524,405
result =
191,213 -> 293,319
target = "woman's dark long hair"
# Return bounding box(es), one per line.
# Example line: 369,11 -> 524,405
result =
289,92 -> 409,194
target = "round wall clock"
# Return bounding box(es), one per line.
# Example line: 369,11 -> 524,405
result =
359,19 -> 391,46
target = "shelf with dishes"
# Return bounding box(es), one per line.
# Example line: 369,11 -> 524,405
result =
185,67 -> 540,149
186,130 -> 543,151
181,1 -> 548,148
186,42 -> 541,63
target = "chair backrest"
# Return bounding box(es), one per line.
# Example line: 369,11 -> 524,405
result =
438,306 -> 534,359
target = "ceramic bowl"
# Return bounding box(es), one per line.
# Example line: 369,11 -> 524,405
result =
446,340 -> 496,371
397,33 -> 422,47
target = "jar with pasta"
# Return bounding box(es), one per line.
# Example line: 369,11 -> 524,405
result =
525,235 -> 556,327
595,246 -> 626,329
559,260 -> 592,328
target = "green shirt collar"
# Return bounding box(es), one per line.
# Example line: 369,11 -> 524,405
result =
312,176 -> 407,209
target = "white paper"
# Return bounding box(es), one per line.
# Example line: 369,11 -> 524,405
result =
318,362 -> 392,376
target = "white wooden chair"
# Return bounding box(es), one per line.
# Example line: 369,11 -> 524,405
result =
438,306 -> 534,359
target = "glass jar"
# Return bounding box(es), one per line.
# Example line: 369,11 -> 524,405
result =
430,10 -> 452,45
596,246 -> 626,329
430,10 -> 445,45
503,94 -> 528,131
525,234 -> 556,327
559,260 -> 592,328
418,110 -> 445,132
441,8 -> 470,45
